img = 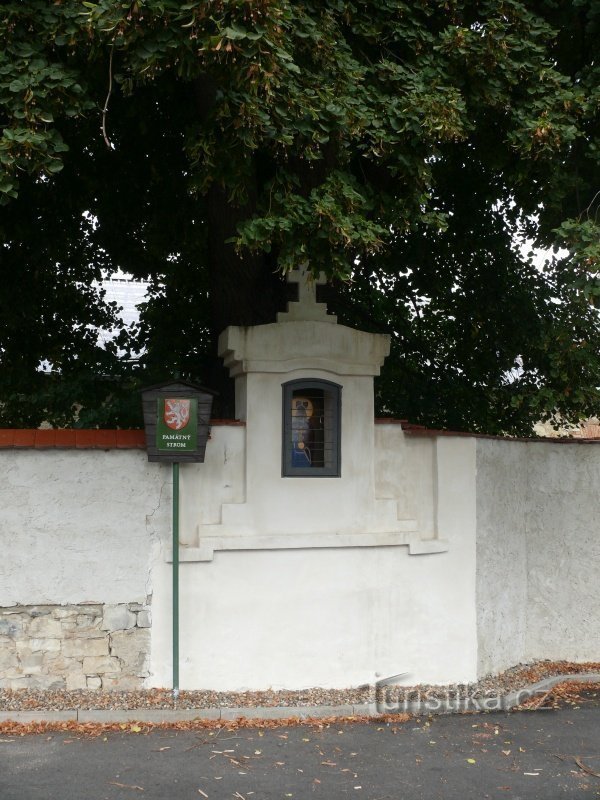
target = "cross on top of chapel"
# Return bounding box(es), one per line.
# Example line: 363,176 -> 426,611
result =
277,264 -> 337,324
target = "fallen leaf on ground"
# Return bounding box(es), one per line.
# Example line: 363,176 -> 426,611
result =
0,713 -> 410,738
575,757 -> 600,778
108,781 -> 144,791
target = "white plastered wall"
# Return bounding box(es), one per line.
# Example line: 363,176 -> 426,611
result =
476,438 -> 600,676
216,316 -> 401,540
236,369 -> 379,534
9,428 -> 599,689
149,433 -> 479,690
146,302 -> 479,689
0,449 -> 170,606
375,425 -> 437,536
177,425 -> 246,545
475,440 -> 528,675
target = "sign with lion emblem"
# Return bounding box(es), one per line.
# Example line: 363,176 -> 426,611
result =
164,398 -> 191,430
156,397 -> 198,452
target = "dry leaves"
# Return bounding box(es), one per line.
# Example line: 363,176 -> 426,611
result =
518,681 -> 600,710
0,713 -> 411,738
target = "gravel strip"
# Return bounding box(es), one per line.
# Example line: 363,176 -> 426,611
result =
1,660 -> 599,712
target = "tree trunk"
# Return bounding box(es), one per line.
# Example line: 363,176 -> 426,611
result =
206,183 -> 286,416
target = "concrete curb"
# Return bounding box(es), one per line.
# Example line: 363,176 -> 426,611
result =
1,673 -> 599,724
0,710 -> 78,723
502,672 -> 600,709
375,672 -> 600,716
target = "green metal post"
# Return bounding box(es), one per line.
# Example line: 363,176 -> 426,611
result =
172,461 -> 180,698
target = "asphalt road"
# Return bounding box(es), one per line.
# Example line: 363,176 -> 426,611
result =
1,704 -> 599,800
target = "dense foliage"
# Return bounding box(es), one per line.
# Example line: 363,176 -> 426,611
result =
1,1 -> 599,431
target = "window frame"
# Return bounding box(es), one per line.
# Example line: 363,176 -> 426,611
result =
282,378 -> 341,477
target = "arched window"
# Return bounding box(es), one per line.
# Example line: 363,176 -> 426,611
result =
282,379 -> 341,477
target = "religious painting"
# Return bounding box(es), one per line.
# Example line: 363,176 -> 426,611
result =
283,380 -> 341,477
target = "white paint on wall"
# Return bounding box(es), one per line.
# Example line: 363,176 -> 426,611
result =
375,426 -> 437,535
524,442 -> 600,663
475,440 -> 528,675
216,316 -> 408,544
476,439 -> 600,675
149,431 -> 478,690
3,429 -> 598,690
149,502 -> 478,690
0,450 -> 170,606
178,425 -> 246,546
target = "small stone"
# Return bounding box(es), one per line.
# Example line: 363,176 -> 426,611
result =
19,652 -> 45,675
86,676 -> 102,690
0,619 -> 20,637
28,617 -> 62,638
62,637 -> 109,658
136,610 -> 151,628
51,607 -> 78,620
78,605 -> 102,617
76,614 -> 101,629
82,655 -> 120,675
110,630 -> 150,676
0,647 -> 18,671
27,674 -> 65,690
44,654 -> 80,673
102,605 -> 136,632
28,638 -> 61,653
66,672 -> 88,691
29,607 -> 53,618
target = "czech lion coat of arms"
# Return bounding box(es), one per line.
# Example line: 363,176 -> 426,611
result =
164,398 -> 191,431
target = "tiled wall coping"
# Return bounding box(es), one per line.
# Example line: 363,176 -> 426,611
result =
375,418 -> 600,443
2,419 -> 598,448
0,420 -> 246,450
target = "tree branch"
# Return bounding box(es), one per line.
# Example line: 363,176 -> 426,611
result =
102,41 -> 115,150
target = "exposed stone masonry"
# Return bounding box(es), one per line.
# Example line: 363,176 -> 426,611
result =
0,603 -> 151,690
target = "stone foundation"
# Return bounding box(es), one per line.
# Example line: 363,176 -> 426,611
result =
0,603 -> 151,690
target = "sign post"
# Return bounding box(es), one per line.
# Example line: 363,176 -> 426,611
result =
171,460 -> 180,694
141,381 -> 216,698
